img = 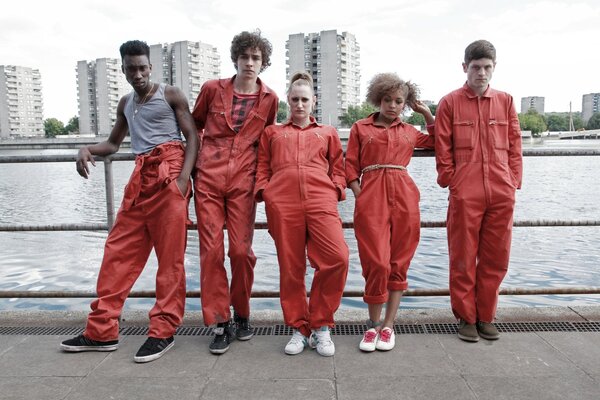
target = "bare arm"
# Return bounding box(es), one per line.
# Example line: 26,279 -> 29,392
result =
166,85 -> 199,194
76,96 -> 129,178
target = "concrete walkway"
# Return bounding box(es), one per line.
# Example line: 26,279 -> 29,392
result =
1,306 -> 599,400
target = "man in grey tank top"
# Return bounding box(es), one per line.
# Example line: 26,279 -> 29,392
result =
60,40 -> 198,363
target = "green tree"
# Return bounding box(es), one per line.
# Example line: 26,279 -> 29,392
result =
518,109 -> 547,137
544,113 -> 568,132
276,101 -> 288,123
64,116 -> 79,134
44,118 -> 65,138
587,112 -> 600,130
573,115 -> 584,130
339,102 -> 377,127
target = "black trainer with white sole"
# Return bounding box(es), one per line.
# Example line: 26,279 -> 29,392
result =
60,334 -> 119,352
134,336 -> 174,363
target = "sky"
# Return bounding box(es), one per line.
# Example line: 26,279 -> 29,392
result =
1,0 -> 599,123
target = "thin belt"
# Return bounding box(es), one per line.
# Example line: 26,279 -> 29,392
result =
361,164 -> 406,174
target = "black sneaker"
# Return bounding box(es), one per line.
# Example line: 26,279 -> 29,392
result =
209,321 -> 235,354
234,312 -> 254,341
134,336 -> 174,363
60,334 -> 119,352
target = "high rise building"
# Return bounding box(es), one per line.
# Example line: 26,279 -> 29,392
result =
149,40 -> 220,110
521,96 -> 545,114
76,58 -> 129,136
582,93 -> 600,123
286,30 -> 361,128
0,65 -> 44,138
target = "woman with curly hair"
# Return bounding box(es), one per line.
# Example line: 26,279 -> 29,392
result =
345,73 -> 435,352
255,71 -> 349,357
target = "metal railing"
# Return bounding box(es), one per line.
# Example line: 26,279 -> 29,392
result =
2,148 -> 600,299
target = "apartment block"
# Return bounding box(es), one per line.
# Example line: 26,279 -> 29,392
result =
521,96 -> 545,114
0,65 -> 44,138
150,40 -> 220,109
286,30 -> 361,128
76,58 -> 129,136
582,93 -> 600,123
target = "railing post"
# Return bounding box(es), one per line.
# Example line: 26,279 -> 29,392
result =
103,156 -> 116,230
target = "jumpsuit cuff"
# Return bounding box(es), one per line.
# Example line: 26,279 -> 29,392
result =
388,281 -> 408,292
363,293 -> 389,305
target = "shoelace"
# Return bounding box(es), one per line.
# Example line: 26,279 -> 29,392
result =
290,332 -> 306,345
379,328 -> 393,342
363,330 -> 378,343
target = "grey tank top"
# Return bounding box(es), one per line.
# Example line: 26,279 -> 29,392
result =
124,83 -> 182,155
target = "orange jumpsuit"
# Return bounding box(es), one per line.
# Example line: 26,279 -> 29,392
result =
255,118 -> 349,338
435,83 -> 522,324
345,114 -> 435,304
192,76 -> 278,325
85,141 -> 191,341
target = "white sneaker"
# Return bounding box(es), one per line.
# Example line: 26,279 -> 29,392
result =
309,326 -> 335,357
284,330 -> 308,355
376,327 -> 395,351
359,328 -> 379,352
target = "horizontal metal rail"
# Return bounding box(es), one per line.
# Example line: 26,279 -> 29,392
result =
2,287 -> 600,299
2,219 -> 600,232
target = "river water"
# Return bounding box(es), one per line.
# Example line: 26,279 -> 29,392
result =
1,139 -> 600,312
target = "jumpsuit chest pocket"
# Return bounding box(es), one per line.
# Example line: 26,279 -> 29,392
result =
453,120 -> 475,149
490,120 -> 509,149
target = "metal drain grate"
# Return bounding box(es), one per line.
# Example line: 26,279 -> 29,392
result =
572,322 -> 600,332
495,322 -> 577,333
1,322 -> 599,336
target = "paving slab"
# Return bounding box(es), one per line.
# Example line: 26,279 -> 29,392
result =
201,378 -> 336,400
438,333 -> 586,378
536,332 -> 600,377
0,377 -> 81,400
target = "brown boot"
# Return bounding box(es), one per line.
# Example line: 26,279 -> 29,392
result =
457,320 -> 479,342
476,321 -> 500,340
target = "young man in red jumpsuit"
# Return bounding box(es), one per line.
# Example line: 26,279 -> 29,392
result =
60,40 -> 198,362
192,30 -> 278,354
435,40 -> 523,342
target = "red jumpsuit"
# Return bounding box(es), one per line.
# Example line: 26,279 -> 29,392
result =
192,76 -> 278,325
435,83 -> 522,324
345,114 -> 435,304
255,118 -> 349,338
85,141 -> 191,341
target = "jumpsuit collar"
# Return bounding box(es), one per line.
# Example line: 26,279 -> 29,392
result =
462,82 -> 494,99
362,112 -> 405,129
283,115 -> 320,130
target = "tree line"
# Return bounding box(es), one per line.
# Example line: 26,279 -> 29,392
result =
44,116 -> 79,138
46,106 -> 600,138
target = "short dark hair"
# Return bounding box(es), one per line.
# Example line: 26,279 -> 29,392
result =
464,40 -> 496,64
119,40 -> 150,61
230,30 -> 272,72
366,73 -> 419,108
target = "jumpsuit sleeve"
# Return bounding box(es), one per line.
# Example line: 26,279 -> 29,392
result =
192,81 -> 213,131
328,128 -> 347,201
414,124 -> 435,150
507,96 -> 523,189
265,94 -> 279,127
254,127 -> 273,202
434,96 -> 455,188
344,123 -> 361,185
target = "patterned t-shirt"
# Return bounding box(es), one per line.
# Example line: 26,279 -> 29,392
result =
231,92 -> 259,133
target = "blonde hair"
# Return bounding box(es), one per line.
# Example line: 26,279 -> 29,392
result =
366,73 -> 419,107
287,71 -> 314,95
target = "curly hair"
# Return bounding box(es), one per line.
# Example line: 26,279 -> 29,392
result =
366,73 -> 419,108
230,30 -> 273,73
287,71 -> 313,95
464,39 -> 496,64
119,40 -> 150,60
